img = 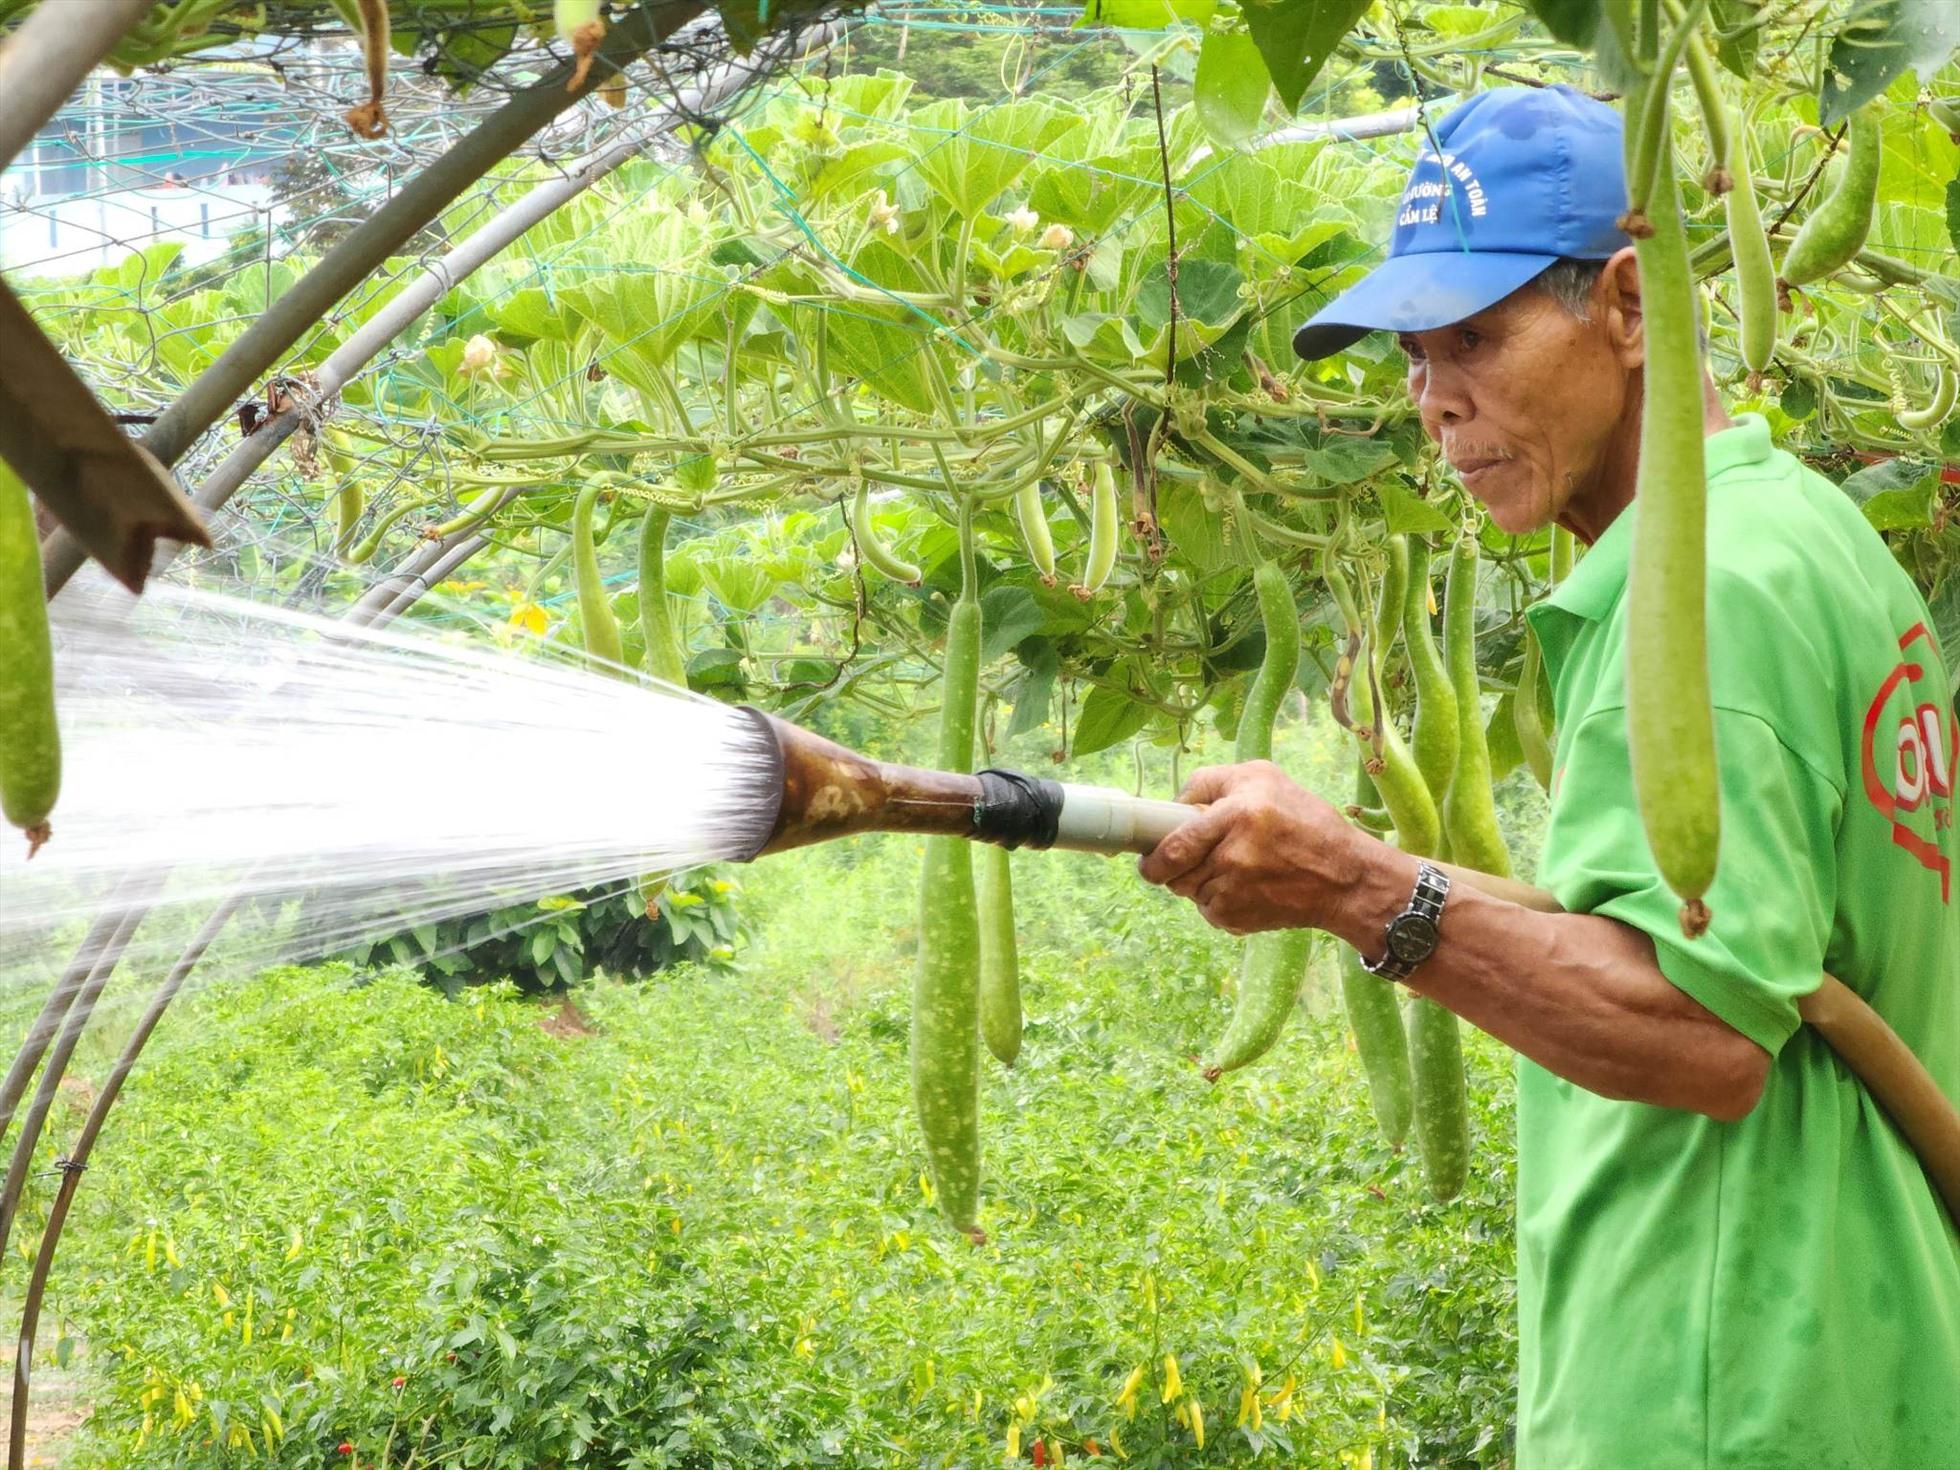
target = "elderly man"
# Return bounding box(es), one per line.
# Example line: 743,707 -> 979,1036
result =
1141,86 -> 1960,1466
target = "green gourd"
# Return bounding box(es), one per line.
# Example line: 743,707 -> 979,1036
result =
852,480 -> 922,586
1072,461 -> 1119,598
913,592 -> 985,1240
1406,992 -> 1470,1201
1778,108 -> 1881,291
1724,126 -> 1777,386
977,844 -> 1022,1068
1202,562 -> 1313,1080
1513,631 -> 1553,793
1014,481 -> 1057,584
1897,364 -> 1956,432
1339,760 -> 1414,1145
1402,540 -> 1459,826
0,461 -> 59,857
573,484 -> 625,673
1625,89 -> 1722,939
637,508 -> 688,687
1359,540 -> 1440,858
1440,537 -> 1511,881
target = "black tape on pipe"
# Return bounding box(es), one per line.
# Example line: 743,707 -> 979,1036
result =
973,768 -> 1065,849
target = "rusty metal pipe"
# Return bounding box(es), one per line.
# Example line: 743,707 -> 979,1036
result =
735,708 -> 1193,859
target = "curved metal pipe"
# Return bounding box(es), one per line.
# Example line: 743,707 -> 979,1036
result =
7,893 -> 242,1470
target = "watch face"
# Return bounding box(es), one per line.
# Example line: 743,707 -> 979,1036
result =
1385,913 -> 1440,964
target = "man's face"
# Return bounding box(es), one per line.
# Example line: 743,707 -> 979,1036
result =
1395,275 -> 1632,535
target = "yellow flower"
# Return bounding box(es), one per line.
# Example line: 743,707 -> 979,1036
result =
1160,1354 -> 1182,1403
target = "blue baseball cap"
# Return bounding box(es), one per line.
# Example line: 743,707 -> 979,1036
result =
1291,85 -> 1632,360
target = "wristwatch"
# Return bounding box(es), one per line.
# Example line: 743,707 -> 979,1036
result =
1360,861 -> 1451,981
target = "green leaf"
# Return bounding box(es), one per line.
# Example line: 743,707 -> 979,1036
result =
1194,30 -> 1272,149
1928,575 -> 1960,683
1073,682 -> 1153,757
1006,641 -> 1059,739
1077,0 -> 1217,28
1710,0 -> 1760,78
1947,178 -> 1960,255
805,141 -> 911,203
1241,0 -> 1372,113
687,648 -> 748,688
980,585 -> 1051,663
908,98 -> 1084,218
1818,0 -> 1960,128
1379,480 -> 1455,535
1518,0 -> 1597,46
1841,458 -> 1939,530
1134,258 -> 1245,332
1156,482 -> 1232,574
817,241 -> 946,414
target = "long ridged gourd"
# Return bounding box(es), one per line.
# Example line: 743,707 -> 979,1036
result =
1778,108 -> 1881,291
637,508 -> 688,687
1401,539 -> 1459,825
1339,759 -> 1414,1144
1626,84 -> 1721,938
573,485 -> 626,674
913,593 -> 986,1239
977,844 -> 1022,1068
0,461 -> 59,857
1202,562 -> 1313,1080
1358,539 -> 1440,858
1724,126 -> 1777,385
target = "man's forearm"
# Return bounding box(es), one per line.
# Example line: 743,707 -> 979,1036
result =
1326,838 -> 1770,1121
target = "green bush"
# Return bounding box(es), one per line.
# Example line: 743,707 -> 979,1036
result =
336,867 -> 745,995
47,801 -> 1518,1469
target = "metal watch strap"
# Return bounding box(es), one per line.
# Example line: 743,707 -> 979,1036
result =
1360,861 -> 1451,981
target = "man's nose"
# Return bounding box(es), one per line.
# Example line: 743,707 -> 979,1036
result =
1414,359 -> 1471,427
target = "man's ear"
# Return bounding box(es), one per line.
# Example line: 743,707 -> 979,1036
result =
1599,246 -> 1644,370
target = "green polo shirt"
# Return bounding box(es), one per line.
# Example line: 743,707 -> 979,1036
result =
1518,415 -> 1960,1469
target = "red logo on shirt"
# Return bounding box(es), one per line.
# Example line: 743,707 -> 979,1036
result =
1860,622 -> 1954,902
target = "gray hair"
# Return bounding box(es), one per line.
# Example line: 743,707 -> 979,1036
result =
1533,255 -> 1708,353
1534,258 -> 1608,321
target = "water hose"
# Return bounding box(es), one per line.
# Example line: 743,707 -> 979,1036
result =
733,708 -> 1960,1227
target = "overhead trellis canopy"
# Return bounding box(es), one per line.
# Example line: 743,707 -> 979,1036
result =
0,0 -> 861,591
0,0 -> 860,80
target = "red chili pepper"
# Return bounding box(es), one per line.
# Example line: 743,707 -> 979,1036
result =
338,1444 -> 354,1456
392,1376 -> 406,1390
1031,1440 -> 1047,1467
